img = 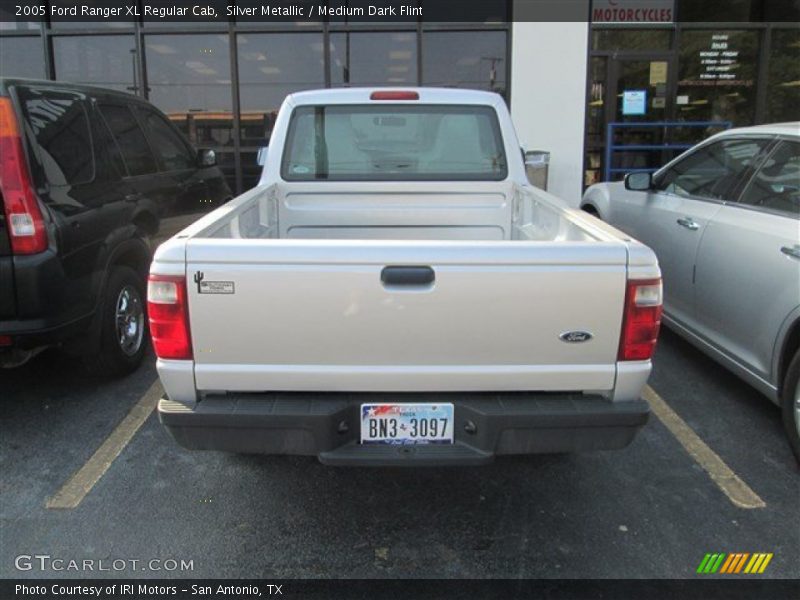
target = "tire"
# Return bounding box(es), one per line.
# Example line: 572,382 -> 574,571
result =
781,350 -> 800,464
83,265 -> 148,377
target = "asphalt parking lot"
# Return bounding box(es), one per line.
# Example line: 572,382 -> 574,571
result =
1,326 -> 798,581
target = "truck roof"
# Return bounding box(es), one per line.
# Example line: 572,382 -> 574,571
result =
285,87 -> 507,107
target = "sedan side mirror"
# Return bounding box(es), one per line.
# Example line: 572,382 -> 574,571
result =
256,146 -> 269,166
198,149 -> 216,167
624,172 -> 653,191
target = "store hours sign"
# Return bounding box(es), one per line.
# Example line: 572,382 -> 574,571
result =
700,33 -> 740,81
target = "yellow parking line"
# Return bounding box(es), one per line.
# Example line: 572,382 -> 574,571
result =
46,380 -> 162,509
642,385 -> 765,510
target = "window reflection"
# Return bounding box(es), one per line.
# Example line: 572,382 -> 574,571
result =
237,32 -> 325,189
592,29 -> 670,52
422,31 -> 507,98
0,36 -> 44,79
330,32 -> 417,87
145,34 -> 233,148
766,29 -> 800,123
678,0 -> 757,22
53,35 -> 136,92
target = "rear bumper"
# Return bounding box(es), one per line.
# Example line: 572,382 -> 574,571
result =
158,392 -> 650,466
0,249 -> 95,354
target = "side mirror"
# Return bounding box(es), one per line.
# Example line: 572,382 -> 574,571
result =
256,146 -> 269,166
198,149 -> 216,167
624,172 -> 652,191
523,149 -> 550,168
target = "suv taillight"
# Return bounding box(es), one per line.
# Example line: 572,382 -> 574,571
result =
147,275 -> 192,360
619,278 -> 663,361
0,97 -> 47,255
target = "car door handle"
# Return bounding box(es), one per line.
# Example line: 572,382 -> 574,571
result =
676,217 -> 700,231
781,245 -> 800,260
381,266 -> 435,287
124,193 -> 143,203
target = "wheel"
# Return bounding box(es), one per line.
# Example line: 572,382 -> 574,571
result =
781,349 -> 800,464
83,265 -> 148,377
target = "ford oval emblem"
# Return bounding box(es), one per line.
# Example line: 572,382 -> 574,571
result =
560,331 -> 593,343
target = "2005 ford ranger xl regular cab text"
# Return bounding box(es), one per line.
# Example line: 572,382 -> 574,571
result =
149,88 -> 662,466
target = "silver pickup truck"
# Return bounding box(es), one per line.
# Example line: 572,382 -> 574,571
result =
149,88 -> 662,466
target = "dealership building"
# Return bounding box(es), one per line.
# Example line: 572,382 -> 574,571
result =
0,0 -> 797,204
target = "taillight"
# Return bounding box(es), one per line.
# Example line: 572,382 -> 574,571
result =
0,97 -> 47,255
147,275 -> 192,360
370,90 -> 419,101
619,278 -> 663,361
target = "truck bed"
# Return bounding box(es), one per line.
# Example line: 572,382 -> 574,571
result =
153,182 -> 653,401
191,181 -> 604,243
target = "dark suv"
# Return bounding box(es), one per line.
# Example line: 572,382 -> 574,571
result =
0,79 -> 231,375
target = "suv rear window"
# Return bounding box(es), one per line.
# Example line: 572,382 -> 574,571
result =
21,89 -> 94,186
281,105 -> 507,181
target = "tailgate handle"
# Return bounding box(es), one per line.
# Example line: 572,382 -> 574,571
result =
381,266 -> 435,286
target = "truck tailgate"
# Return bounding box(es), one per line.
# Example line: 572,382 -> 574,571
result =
185,240 -> 627,393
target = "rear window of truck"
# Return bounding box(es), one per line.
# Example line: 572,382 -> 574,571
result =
281,104 -> 507,181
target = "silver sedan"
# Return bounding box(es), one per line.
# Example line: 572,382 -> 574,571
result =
581,123 -> 800,462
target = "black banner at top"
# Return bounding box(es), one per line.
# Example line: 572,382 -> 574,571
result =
5,0 -> 796,25
6,0 -> 521,24
1,1 -> 798,26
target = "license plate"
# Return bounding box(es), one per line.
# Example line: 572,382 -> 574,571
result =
360,403 -> 454,445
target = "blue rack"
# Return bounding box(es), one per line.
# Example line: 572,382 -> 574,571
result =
604,121 -> 732,182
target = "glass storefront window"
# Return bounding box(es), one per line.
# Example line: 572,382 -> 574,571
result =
592,29 -> 671,52
585,56 -> 607,187
53,35 -> 137,92
676,30 -> 759,133
49,22 -> 133,30
765,29 -> 800,123
0,35 -> 44,78
330,31 -> 417,87
145,34 -> 233,149
237,32 -> 325,189
678,0 -> 758,22
422,31 -> 507,98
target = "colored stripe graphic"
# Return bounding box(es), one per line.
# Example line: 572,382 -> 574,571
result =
734,553 -> 750,573
710,553 -> 726,573
744,554 -> 761,574
758,554 -> 773,573
724,553 -> 742,574
701,552 -> 773,574
697,554 -> 713,574
720,554 -> 736,573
